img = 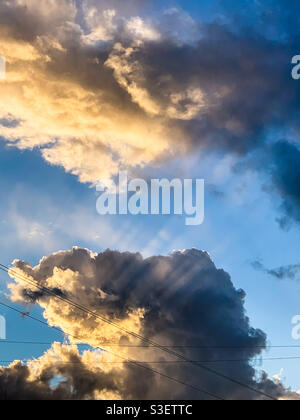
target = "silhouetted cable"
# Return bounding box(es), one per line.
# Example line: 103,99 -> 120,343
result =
0,300 -> 224,401
1,340 -> 300,349
1,357 -> 300,363
0,264 -> 277,400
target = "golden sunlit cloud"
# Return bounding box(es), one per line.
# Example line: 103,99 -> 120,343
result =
0,0 -> 198,184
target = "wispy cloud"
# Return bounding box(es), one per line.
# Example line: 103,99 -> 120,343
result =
252,260 -> 300,281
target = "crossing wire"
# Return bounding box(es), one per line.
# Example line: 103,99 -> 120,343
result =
0,263 -> 277,400
0,300 -> 224,401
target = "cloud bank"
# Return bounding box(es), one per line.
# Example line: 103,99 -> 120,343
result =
1,247 -> 297,400
1,0 -> 300,227
0,1 -> 299,194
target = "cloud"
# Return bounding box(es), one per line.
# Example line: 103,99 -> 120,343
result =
252,260 -> 300,281
0,0 -> 300,195
2,247 -> 298,399
268,142 -> 300,229
273,368 -> 284,383
0,343 -> 124,400
240,140 -> 300,228
0,0 -> 177,183
126,17 -> 161,41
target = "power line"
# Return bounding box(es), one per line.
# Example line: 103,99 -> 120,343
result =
65,345 -> 300,349
1,340 -> 300,350
0,340 -> 61,346
0,300 -> 223,401
0,340 -> 93,346
0,338 -> 299,362
1,357 -> 300,364
0,265 -> 277,400
0,264 -> 277,400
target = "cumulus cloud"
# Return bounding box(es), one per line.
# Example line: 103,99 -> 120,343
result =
0,0 -> 300,199
2,247 -> 298,400
0,0 -> 178,183
0,343 -> 124,400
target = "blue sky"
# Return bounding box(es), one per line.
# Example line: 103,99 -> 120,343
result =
1,141 -> 300,390
0,0 -> 300,399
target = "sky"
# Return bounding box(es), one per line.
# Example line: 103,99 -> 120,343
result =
0,0 -> 300,400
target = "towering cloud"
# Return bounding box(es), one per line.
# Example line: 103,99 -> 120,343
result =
1,247 -> 296,400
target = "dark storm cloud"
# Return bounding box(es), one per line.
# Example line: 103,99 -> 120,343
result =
4,247 -> 298,400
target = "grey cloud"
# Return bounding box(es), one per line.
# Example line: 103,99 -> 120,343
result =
270,142 -> 300,228
252,260 -> 300,281
4,247 -> 298,400
104,22 -> 300,153
242,140 -> 300,228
